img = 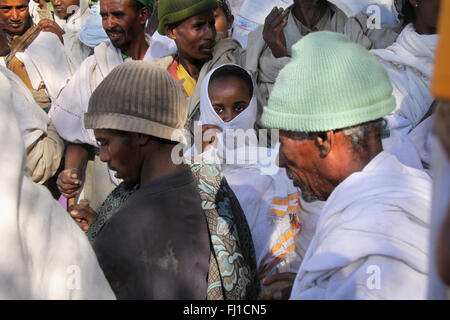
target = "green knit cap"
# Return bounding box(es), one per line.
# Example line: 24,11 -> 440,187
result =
261,31 -> 396,133
158,0 -> 218,35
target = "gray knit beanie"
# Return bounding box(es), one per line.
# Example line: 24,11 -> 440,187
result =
84,61 -> 188,144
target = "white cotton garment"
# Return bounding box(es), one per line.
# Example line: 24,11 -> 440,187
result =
0,71 -> 115,300
194,64 -> 306,279
14,31 -> 73,102
383,115 -> 436,175
371,23 -> 438,136
290,152 -> 432,300
0,66 -> 48,150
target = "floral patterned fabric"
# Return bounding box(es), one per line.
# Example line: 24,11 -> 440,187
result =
86,160 -> 260,300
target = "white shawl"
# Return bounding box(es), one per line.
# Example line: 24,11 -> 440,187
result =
371,23 -> 438,136
14,31 -> 72,102
290,152 -> 432,299
0,71 -> 115,299
0,66 -> 48,150
49,34 -> 159,146
195,64 -> 303,278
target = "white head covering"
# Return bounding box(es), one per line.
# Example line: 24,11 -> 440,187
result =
195,63 -> 279,175
199,63 -> 257,134
195,64 -> 303,277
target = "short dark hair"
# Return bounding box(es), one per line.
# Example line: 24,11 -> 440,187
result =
209,65 -> 253,98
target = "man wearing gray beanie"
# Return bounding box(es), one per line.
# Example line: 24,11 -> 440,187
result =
50,0 -> 166,211
81,61 -> 259,300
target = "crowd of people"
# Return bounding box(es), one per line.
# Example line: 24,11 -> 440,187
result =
0,0 -> 448,300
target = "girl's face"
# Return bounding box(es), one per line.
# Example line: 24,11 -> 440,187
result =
208,76 -> 252,122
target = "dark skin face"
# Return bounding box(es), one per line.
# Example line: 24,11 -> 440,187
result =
100,0 -> 149,57
278,130 -> 382,202
50,0 -> 80,20
409,0 -> 440,34
94,128 -> 187,190
208,76 -> 252,122
94,129 -> 144,189
165,10 -> 216,80
0,0 -> 31,36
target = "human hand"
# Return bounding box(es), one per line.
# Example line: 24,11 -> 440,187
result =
69,199 -> 96,232
259,272 -> 297,300
262,7 -> 289,58
57,168 -> 82,199
196,124 -> 223,153
38,19 -> 65,43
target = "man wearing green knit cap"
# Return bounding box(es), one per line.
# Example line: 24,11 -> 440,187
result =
261,31 -> 432,300
153,0 -> 245,135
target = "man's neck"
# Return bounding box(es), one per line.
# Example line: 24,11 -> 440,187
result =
293,0 -> 328,29
121,33 -> 149,60
139,143 -> 187,187
177,54 -> 205,80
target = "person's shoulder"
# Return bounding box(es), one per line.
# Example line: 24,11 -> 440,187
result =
148,54 -> 175,70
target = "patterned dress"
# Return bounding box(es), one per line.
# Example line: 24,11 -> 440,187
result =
87,160 -> 260,300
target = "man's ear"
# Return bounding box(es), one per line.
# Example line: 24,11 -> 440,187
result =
165,25 -> 177,41
139,6 -> 151,25
315,131 -> 333,158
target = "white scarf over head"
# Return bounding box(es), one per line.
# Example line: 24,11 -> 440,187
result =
371,23 -> 438,135
195,64 -> 304,277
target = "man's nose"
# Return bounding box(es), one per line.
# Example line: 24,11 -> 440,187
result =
10,8 -> 21,20
99,148 -> 111,163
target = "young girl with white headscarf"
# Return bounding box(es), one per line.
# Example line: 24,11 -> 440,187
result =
191,64 -> 312,282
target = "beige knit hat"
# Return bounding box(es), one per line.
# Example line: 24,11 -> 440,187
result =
84,61 -> 188,144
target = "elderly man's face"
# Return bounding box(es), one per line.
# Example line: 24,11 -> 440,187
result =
166,10 -> 217,63
94,129 -> 142,189
100,0 -> 148,51
0,0 -> 30,36
279,135 -> 328,202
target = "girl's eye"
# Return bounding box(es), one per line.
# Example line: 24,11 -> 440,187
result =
234,105 -> 246,113
214,107 -> 224,114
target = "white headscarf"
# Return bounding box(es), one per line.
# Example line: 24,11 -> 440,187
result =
196,63 -> 270,167
195,64 -> 303,276
199,63 -> 257,132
